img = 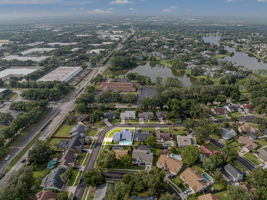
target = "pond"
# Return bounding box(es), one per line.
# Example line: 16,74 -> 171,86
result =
203,36 -> 267,70
127,63 -> 192,87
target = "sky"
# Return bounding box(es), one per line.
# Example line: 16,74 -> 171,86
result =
0,0 -> 267,19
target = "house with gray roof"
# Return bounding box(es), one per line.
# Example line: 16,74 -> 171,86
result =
220,128 -> 237,140
68,133 -> 84,152
156,111 -> 167,119
113,129 -> 133,142
70,124 -> 87,136
132,149 -> 153,167
41,166 -> 66,191
134,131 -> 153,142
138,112 -> 154,120
223,164 -> 244,182
177,135 -> 196,148
120,111 -> 136,120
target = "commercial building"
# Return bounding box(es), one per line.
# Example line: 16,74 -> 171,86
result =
2,55 -> 49,62
21,48 -> 55,56
38,66 -> 82,82
0,67 -> 38,81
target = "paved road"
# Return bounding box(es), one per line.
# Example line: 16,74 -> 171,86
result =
73,123 -> 181,200
0,68 -> 103,186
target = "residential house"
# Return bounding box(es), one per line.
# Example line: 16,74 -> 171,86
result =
223,164 -> 244,182
103,111 -> 116,120
177,135 -> 196,148
238,136 -> 258,153
241,104 -> 254,114
136,145 -> 150,151
113,149 -> 129,159
138,112 -> 154,120
131,196 -> 157,200
156,155 -> 183,175
224,104 -> 239,113
211,107 -> 228,116
0,88 -> 10,98
156,111 -> 167,120
257,148 -> 267,164
134,130 -> 153,142
77,115 -> 90,125
120,111 -> 136,120
59,149 -> 77,167
35,190 -> 57,200
68,133 -> 84,152
113,129 -> 133,142
199,146 -> 220,160
132,149 -> 153,167
198,193 -> 220,200
238,123 -> 259,139
220,128 -> 237,140
98,81 -> 136,92
180,168 -> 210,193
41,166 -> 66,191
70,124 -> 87,136
156,130 -> 172,142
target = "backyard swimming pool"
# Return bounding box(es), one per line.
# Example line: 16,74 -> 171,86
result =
119,141 -> 133,146
202,173 -> 213,183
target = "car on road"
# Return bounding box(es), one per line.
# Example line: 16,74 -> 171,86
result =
20,158 -> 26,163
4,155 -> 11,161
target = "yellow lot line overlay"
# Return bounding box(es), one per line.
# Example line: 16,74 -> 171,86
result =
103,127 -> 135,146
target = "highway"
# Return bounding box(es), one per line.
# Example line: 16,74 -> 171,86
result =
0,67 -> 103,186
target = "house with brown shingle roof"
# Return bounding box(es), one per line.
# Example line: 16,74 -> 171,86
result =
35,190 -> 57,200
156,130 -> 172,142
98,81 -> 136,92
59,149 -> 77,167
211,107 -> 228,116
241,104 -> 254,114
198,193 -> 220,200
180,168 -> 210,193
238,136 -> 258,153
177,135 -> 196,148
156,155 -> 183,175
257,148 -> 267,164
199,146 -> 219,160
238,123 -> 259,139
113,149 -> 129,159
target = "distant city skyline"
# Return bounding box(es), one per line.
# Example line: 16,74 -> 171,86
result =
0,0 -> 267,19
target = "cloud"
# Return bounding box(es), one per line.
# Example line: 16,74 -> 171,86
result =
129,7 -> 136,11
162,6 -> 176,13
87,8 -> 113,15
257,0 -> 267,2
0,0 -> 61,4
110,0 -> 129,4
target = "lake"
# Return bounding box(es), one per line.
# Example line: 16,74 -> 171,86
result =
203,36 -> 267,70
127,63 -> 192,87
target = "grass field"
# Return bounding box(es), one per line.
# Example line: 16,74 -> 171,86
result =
244,152 -> 261,165
54,124 -> 73,137
214,191 -> 230,200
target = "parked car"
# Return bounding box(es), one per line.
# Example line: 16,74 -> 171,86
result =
4,155 -> 11,161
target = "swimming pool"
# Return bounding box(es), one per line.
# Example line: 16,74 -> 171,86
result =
170,153 -> 182,161
119,141 -> 133,146
202,173 -> 213,183
47,159 -> 57,169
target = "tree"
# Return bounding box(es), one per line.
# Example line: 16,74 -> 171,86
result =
57,191 -> 70,200
181,145 -> 200,165
109,56 -> 137,71
159,193 -> 179,200
145,136 -> 157,147
183,118 -> 194,130
0,113 -> 13,125
28,141 -> 53,166
97,151 -> 117,168
247,168 -> 267,199
222,145 -> 237,163
0,166 -> 33,200
120,155 -> 132,167
203,154 -> 224,171
227,185 -> 254,200
85,169 -> 105,187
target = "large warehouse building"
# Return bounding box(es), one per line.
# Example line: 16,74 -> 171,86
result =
0,67 -> 38,81
38,66 -> 82,82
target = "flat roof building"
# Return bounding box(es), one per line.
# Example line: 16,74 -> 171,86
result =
0,67 -> 38,81
2,55 -> 49,62
21,48 -> 55,56
38,66 -> 82,82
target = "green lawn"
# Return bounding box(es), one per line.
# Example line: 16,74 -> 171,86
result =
54,124 -> 73,137
244,153 -> 261,165
231,112 -> 243,118
48,138 -> 67,150
214,191 -> 230,200
105,127 -> 135,138
87,128 -> 98,136
257,139 -> 267,147
171,176 -> 188,191
160,127 -> 187,136
33,167 -> 50,191
68,170 -> 80,186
